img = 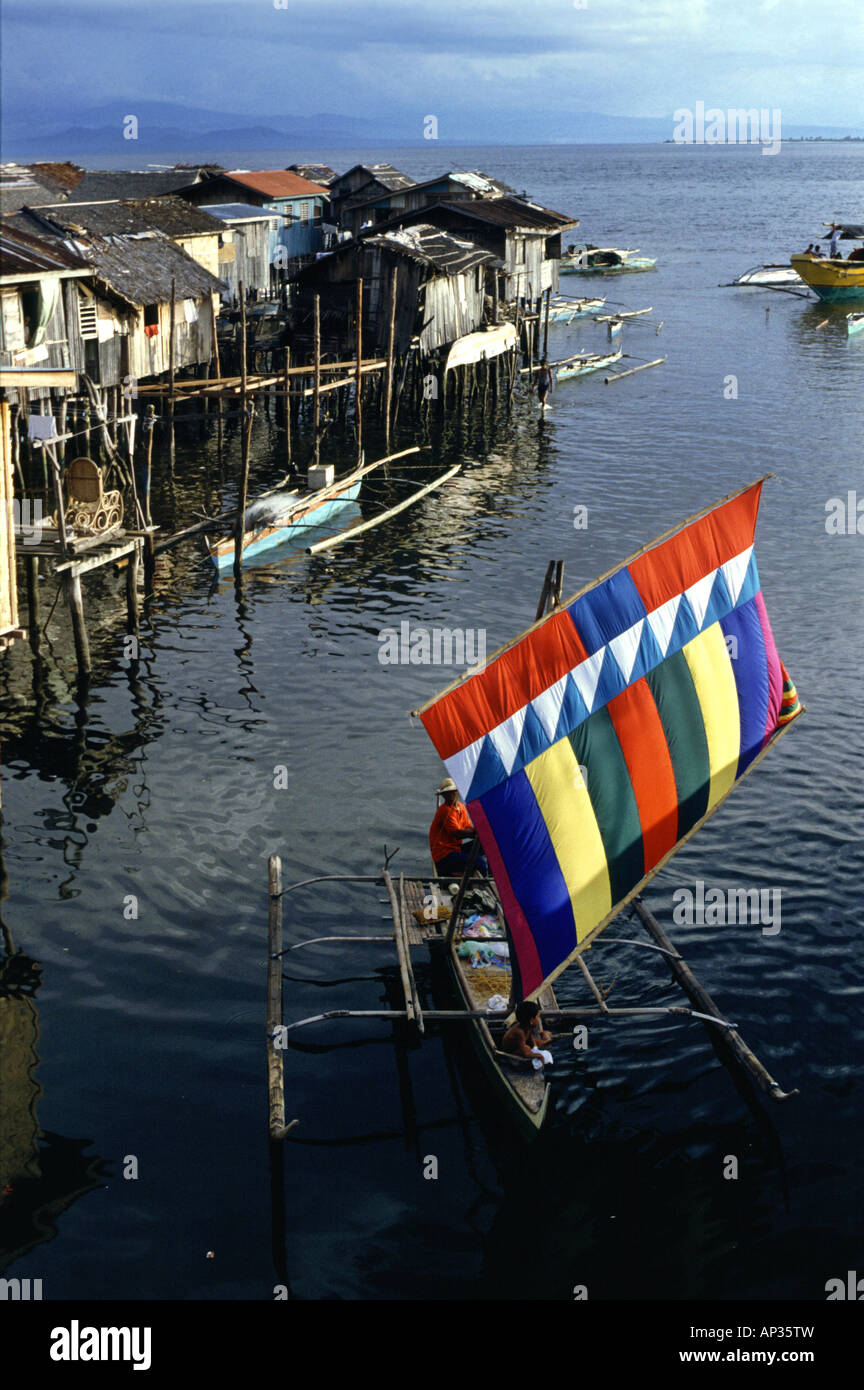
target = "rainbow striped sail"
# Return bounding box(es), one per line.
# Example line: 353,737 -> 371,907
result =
418,479 -> 801,1000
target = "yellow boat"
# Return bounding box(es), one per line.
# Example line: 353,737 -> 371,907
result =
791,224 -> 864,303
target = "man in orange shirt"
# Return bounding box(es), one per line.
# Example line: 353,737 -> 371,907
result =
429,778 -> 485,877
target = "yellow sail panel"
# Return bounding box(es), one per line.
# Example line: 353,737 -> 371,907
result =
682,625 -> 740,810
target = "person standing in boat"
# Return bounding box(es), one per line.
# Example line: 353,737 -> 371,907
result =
429,778 -> 487,877
537,360 -> 555,411
501,1001 -> 553,1067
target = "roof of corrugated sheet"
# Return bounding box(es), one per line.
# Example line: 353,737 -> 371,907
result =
64,170 -> 203,202
77,234 -> 225,306
365,224 -> 497,273
225,169 -> 329,198
199,202 -> 282,222
434,196 -> 578,230
5,212 -> 224,306
347,169 -> 517,213
335,163 -> 415,193
0,221 -> 89,277
287,164 -> 338,186
31,196 -> 224,239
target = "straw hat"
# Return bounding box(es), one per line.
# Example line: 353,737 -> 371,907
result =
436,777 -> 458,795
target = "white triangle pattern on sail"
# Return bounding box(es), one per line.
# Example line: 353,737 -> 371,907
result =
608,618 -> 645,684
721,547 -> 753,607
646,593 -> 681,656
448,556 -> 758,799
684,570 -> 716,629
571,648 -> 606,713
488,705 -> 527,776
531,674 -> 569,744
445,735 -> 484,800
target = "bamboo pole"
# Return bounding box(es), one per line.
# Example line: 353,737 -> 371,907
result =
25,554 -> 39,654
355,276 -> 363,466
233,283 -> 249,579
383,869 -> 418,1029
605,356 -> 666,384
631,899 -> 798,1101
66,572 -> 90,676
542,286 -> 551,361
267,855 -> 298,1140
125,540 -> 140,636
313,293 -> 321,469
412,473 -> 777,716
283,346 -> 291,468
306,463 -> 461,555
168,277 -> 176,472
385,267 -> 397,449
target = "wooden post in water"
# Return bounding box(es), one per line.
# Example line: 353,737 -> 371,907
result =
267,854 -> 298,1140
355,276 -> 363,466
385,267 -> 397,449
168,277 -> 176,472
283,345 -> 291,468
233,283 -> 249,579
125,541 -> 140,637
313,293 -> 321,469
66,573 -> 90,677
542,287 -> 551,362
25,554 -> 39,655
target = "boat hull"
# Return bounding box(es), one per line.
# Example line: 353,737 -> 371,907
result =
561,257 -> 656,275
555,347 -> 623,380
444,943 -> 550,1141
847,313 -> 864,335
790,254 -> 864,303
208,480 -> 362,567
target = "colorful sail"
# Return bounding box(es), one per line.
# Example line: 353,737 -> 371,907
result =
418,480 -> 802,999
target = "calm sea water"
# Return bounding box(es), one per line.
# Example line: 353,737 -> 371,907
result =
1,143 -> 862,1302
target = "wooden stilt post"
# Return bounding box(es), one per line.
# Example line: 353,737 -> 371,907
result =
542,286 -> 551,362
233,282 -> 250,579
125,541 -> 140,636
25,554 -> 40,654
385,266 -> 397,450
283,345 -> 291,468
168,278 -> 176,473
355,276 -> 363,466
313,293 -> 321,469
66,572 -> 91,676
267,854 -> 298,1140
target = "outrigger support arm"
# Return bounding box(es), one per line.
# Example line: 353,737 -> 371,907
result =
631,897 -> 799,1102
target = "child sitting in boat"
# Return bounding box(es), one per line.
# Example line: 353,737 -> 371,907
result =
501,1000 -> 553,1068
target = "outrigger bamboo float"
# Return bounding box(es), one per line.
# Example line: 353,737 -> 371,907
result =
266,477 -> 804,1139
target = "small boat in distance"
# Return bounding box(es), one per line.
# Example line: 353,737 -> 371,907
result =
790,224 -> 864,303
561,244 -> 657,275
728,264 -> 802,287
546,295 -> 606,323
521,346 -> 623,383
847,311 -> 864,335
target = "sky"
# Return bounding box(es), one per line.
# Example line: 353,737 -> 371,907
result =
2,0 -> 863,138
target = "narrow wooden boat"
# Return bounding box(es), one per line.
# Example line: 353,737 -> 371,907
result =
207,471 -> 363,568
554,346 -> 623,380
847,311 -> 864,335
546,295 -> 605,323
206,447 -> 422,568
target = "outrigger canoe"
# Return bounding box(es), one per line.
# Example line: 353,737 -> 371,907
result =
546,295 -> 606,323
561,245 -> 657,275
790,226 -> 864,303
268,478 -> 804,1141
847,311 -> 864,335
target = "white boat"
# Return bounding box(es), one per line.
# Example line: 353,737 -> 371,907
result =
729,264 -> 803,287
847,311 -> 864,335
444,322 -> 518,373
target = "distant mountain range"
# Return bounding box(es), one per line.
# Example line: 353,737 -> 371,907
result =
2,100 -> 862,158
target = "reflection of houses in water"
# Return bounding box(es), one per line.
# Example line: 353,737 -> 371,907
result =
0,931 -> 106,1274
